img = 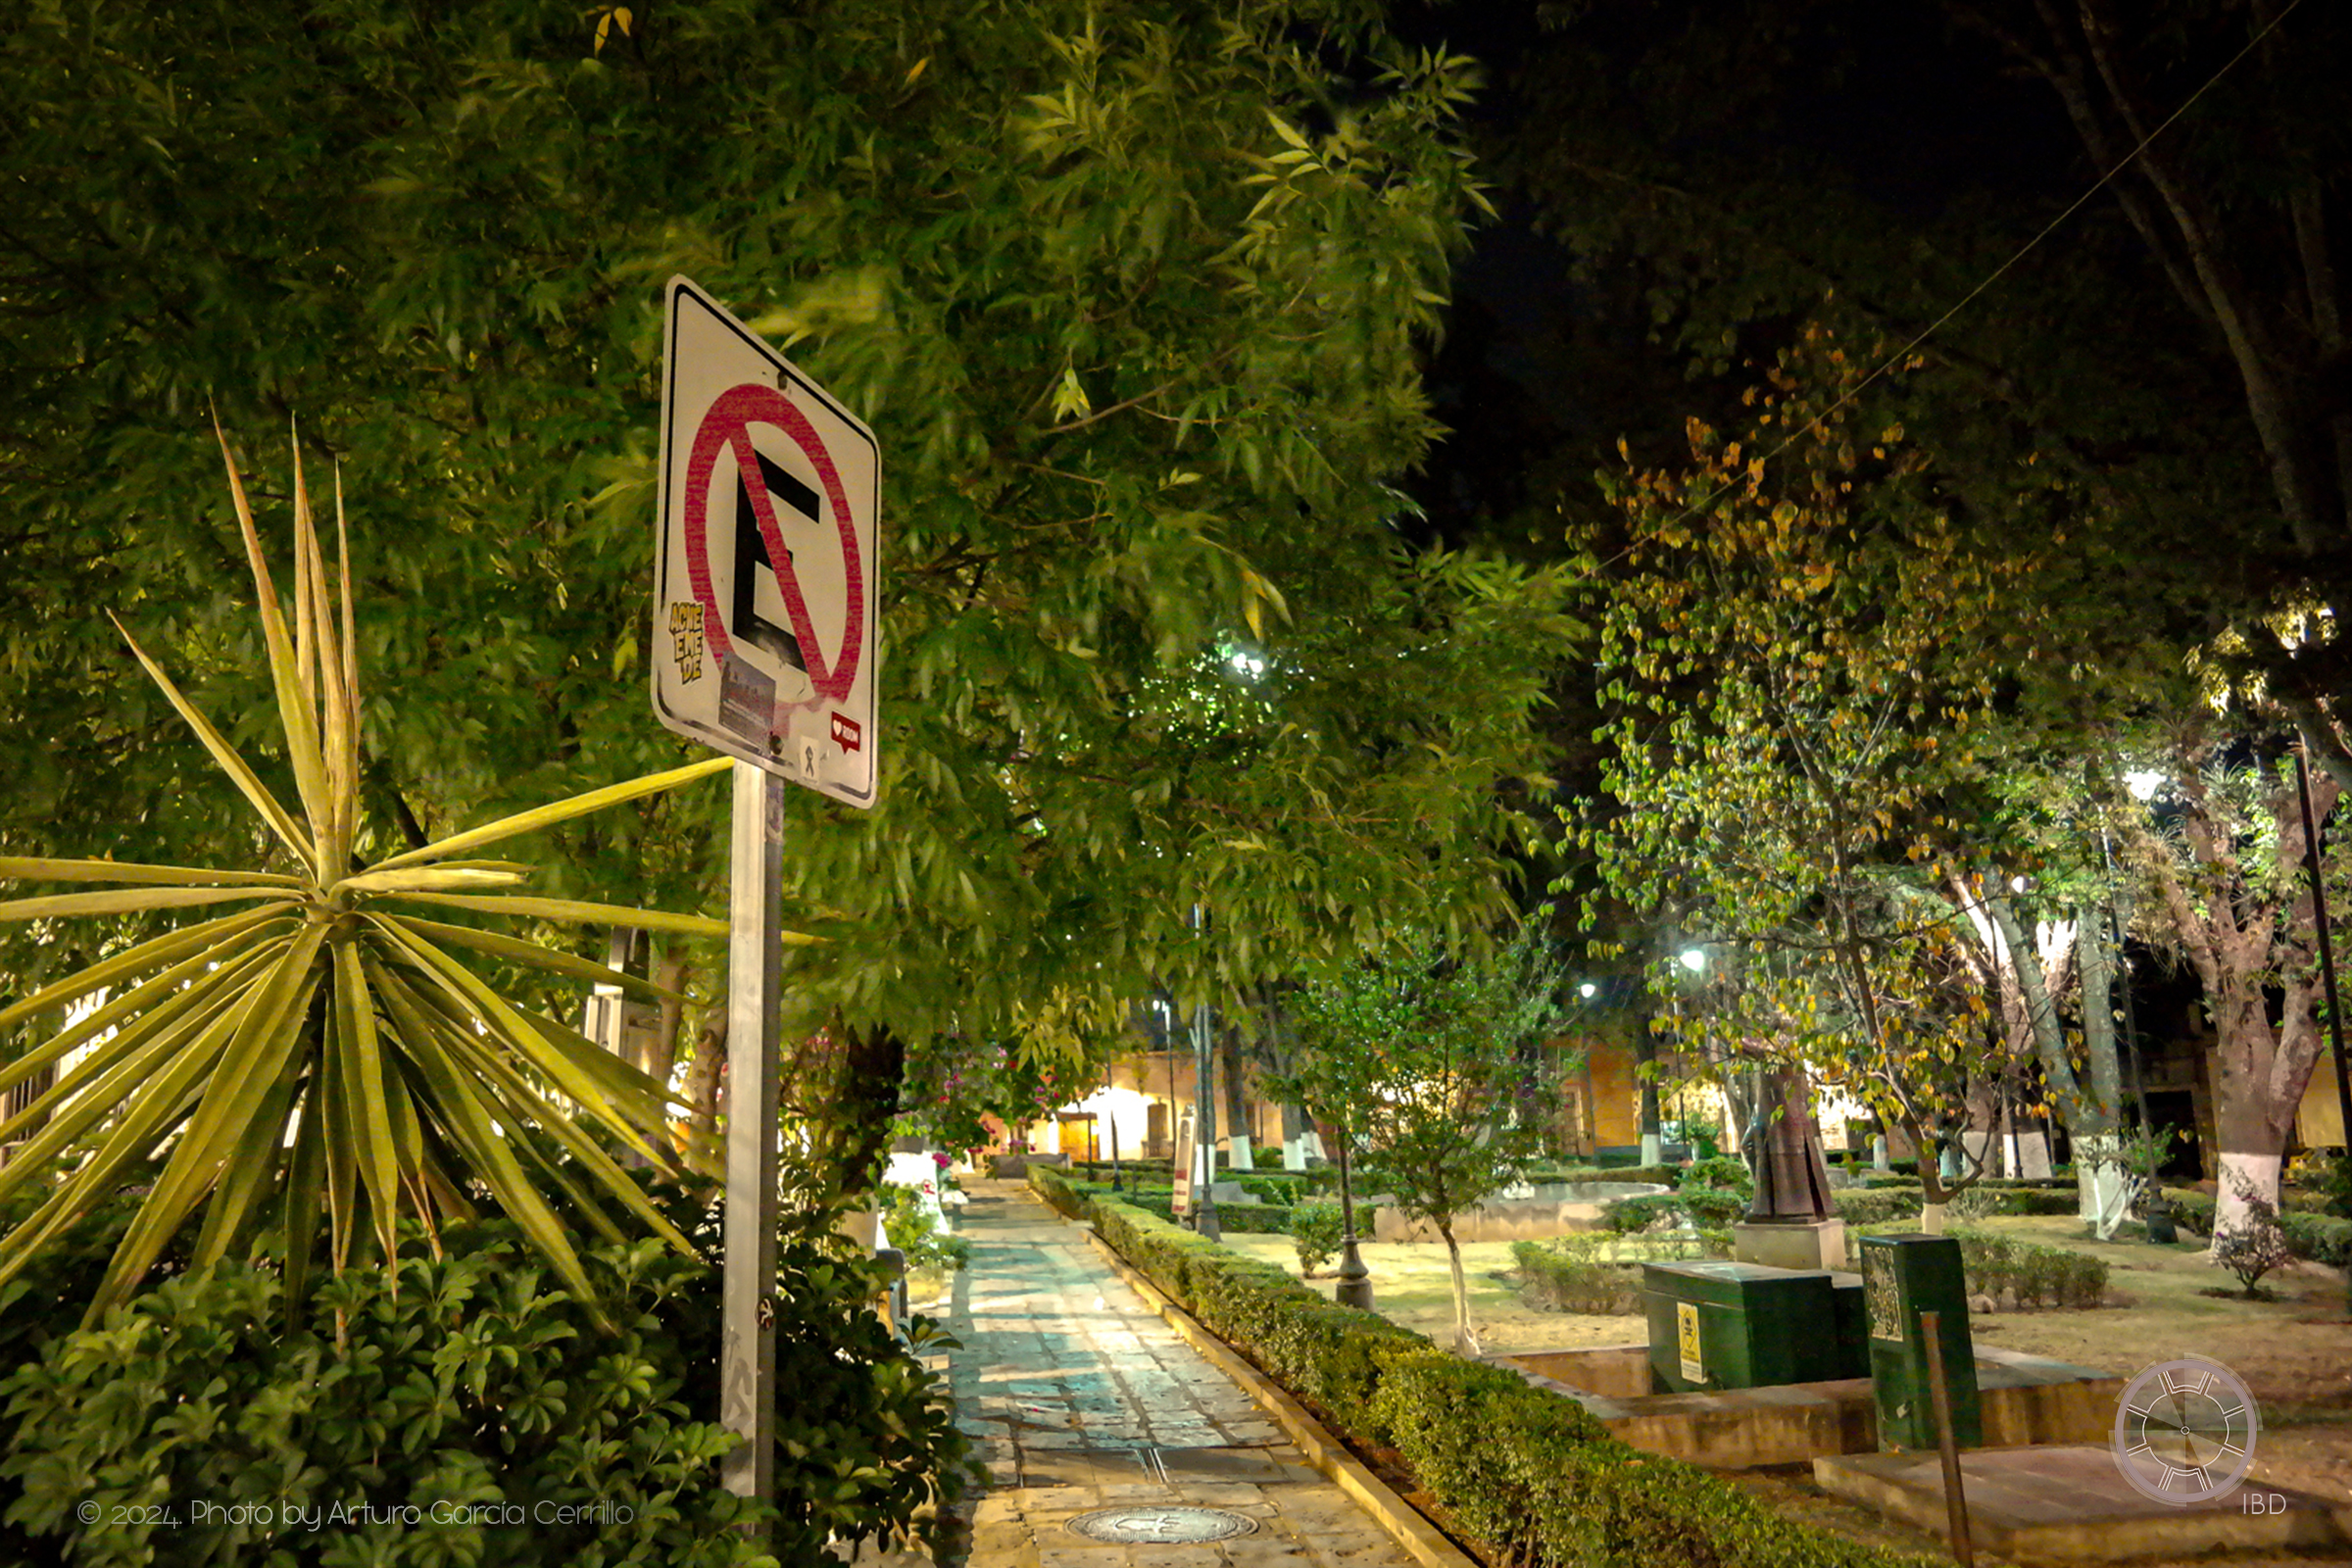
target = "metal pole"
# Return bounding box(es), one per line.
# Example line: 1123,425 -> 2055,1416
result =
2098,828 -> 2154,1133
1333,1110 -> 1374,1309
1190,906 -> 1220,1240
1920,1309 -> 1974,1568
1164,1004 -> 1178,1167
1193,996 -> 1221,1241
1105,1064 -> 1124,1192
2294,751 -> 2352,1163
719,763 -> 783,1518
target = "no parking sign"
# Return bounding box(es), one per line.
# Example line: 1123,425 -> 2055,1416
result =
652,276 -> 879,808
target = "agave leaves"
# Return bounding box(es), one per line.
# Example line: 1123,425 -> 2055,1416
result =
0,429 -> 751,1320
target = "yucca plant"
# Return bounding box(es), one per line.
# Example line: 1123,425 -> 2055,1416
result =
0,429 -> 746,1320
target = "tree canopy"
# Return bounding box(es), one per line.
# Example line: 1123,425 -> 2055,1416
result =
0,1 -> 1573,1061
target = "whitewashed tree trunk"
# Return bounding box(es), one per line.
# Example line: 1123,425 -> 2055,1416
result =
2213,1150 -> 2285,1253
1441,1222 -> 1479,1356
2076,1132 -> 2130,1241
1920,1201 -> 1947,1236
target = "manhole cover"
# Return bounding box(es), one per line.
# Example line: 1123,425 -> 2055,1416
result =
1066,1505 -> 1259,1544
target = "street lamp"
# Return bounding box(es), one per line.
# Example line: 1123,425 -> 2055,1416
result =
1579,981 -> 1597,1000
1323,1111 -> 1375,1310
1679,948 -> 1706,973
1189,905 -> 1221,1242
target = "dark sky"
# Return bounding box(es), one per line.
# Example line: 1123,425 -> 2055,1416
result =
1385,1 -> 2084,548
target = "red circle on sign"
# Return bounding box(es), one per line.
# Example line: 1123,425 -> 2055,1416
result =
679,382 -> 864,704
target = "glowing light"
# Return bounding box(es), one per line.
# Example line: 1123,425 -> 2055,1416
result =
2124,769 -> 2165,802
1678,949 -> 1705,973
1579,981 -> 1597,1000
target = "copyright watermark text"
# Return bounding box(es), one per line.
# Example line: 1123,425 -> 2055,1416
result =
74,1497 -> 638,1531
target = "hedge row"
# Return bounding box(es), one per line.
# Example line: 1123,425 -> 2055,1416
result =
2165,1190 -> 2352,1266
1058,1173 -> 1389,1239
1951,1230 -> 2109,1308
1030,1166 -> 1934,1568
1825,1184 -> 2082,1226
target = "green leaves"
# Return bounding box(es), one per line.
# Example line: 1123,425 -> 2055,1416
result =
0,446 -> 744,1321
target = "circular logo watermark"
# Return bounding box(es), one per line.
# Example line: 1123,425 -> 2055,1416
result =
2111,1357 -> 2260,1504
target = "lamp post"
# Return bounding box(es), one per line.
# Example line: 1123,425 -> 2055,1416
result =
1327,1111 -> 1374,1309
1105,1064 -> 1124,1194
1190,906 -> 1220,1241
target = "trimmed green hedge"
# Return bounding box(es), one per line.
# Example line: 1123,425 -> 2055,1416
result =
1529,1162 -> 1685,1190
1599,1189 -> 1746,1233
2166,1190 -> 2352,1265
1833,1188 -> 1925,1225
1831,1183 -> 2080,1226
1052,1171 -> 1386,1240
1952,1230 -> 2109,1307
1030,1167 -> 1934,1568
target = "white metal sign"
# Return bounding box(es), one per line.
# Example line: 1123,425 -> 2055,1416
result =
653,276 -> 879,807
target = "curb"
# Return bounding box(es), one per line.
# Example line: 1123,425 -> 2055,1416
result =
1080,1227 -> 1478,1568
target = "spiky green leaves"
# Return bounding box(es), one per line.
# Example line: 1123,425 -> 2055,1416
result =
0,437 -> 746,1320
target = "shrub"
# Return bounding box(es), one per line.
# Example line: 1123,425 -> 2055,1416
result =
1949,1229 -> 2108,1309
1678,1188 -> 1748,1226
1598,1194 -> 1675,1233
1058,1175 -> 1929,1568
1370,1350 -> 1905,1568
2211,1182 -> 2299,1297
1512,1239 -> 1640,1315
1833,1187 -> 1926,1226
1682,1156 -> 1753,1199
1,1196 -> 980,1566
1530,1161 -> 1683,1190
881,1184 -> 969,1273
2161,1186 -> 2352,1267
1293,1202 -> 1345,1275
1952,1184 -> 2081,1218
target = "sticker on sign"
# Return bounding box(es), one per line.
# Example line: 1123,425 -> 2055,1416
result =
651,276 -> 879,807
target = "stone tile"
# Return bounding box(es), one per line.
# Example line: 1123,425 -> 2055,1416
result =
945,1181 -> 1421,1568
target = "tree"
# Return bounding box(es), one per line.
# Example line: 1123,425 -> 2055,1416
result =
2126,720 -> 2341,1247
1499,0 -> 2352,786
0,2 -> 1570,1095
1277,926 -> 1566,1354
1575,335 -> 2027,1229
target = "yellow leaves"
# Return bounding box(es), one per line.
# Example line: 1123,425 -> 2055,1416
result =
1051,365 -> 1092,423
591,6 -> 631,55
1265,109 -> 1313,153
904,56 -> 931,87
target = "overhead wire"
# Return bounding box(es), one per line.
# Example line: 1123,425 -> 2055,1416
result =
1576,0 -> 2308,580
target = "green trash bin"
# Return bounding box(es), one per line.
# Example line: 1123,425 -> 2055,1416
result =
1642,1260 -> 1860,1392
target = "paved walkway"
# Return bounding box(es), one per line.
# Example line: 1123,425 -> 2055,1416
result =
936,1180 -> 1419,1568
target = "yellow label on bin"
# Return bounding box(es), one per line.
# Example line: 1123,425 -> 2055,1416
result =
1677,1300 -> 1703,1383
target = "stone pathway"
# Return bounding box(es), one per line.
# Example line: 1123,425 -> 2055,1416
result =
936,1180 -> 1420,1568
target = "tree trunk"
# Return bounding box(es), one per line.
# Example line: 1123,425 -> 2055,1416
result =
1280,1101 -> 1309,1171
648,950 -> 691,1097
2076,914 -> 2131,1238
683,1008 -> 726,1154
2210,969 -> 2317,1244
2140,754 -> 2337,1248
1439,1218 -> 1478,1356
1221,1028 -> 1254,1172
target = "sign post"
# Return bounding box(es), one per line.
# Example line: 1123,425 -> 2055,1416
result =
719,761 -> 785,1502
651,276 -> 881,1519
